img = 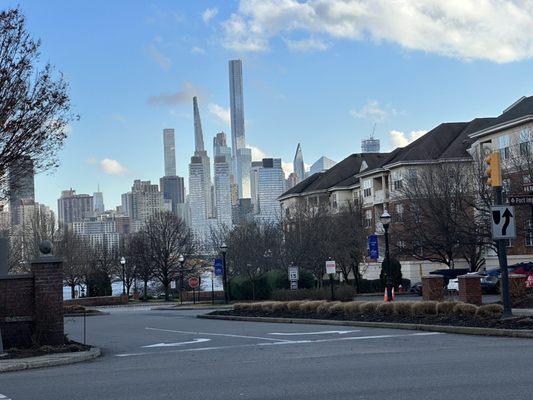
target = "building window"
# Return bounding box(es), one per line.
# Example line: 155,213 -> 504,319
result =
525,220 -> 533,247
364,210 -> 372,228
395,203 -> 404,222
363,180 -> 372,197
505,238 -> 514,248
331,194 -> 338,209
499,135 -> 510,160
519,128 -> 531,156
392,170 -> 403,191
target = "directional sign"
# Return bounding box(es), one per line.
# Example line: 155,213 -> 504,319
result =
491,205 -> 516,239
325,260 -> 336,275
509,195 -> 533,206
213,258 -> 223,276
288,266 -> 299,281
368,234 -> 379,260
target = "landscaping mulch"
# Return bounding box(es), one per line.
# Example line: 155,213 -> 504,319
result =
3,341 -> 91,360
211,309 -> 533,330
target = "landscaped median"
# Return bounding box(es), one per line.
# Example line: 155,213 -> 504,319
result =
200,300 -> 533,338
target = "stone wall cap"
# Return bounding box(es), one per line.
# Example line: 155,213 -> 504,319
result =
458,274 -> 481,279
30,256 -> 62,264
422,275 -> 444,279
509,274 -> 527,278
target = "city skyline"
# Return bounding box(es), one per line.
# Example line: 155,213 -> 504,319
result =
12,0 -> 533,214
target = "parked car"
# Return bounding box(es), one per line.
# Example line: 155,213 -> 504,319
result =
410,282 -> 423,296
480,274 -> 500,294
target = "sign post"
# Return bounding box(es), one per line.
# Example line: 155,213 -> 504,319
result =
288,265 -> 299,290
325,260 -> 336,301
189,277 -> 200,305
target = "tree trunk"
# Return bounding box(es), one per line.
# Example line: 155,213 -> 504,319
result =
143,279 -> 148,301
164,283 -> 169,301
252,279 -> 256,301
70,284 -> 76,299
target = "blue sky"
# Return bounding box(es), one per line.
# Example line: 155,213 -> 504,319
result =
7,0 -> 533,212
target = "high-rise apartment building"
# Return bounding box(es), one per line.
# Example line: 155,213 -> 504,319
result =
293,143 -> 305,184
8,156 -> 35,226
229,60 -> 245,155
236,147 -> 252,198
257,158 -> 284,222
58,189 -> 94,227
250,161 -> 262,212
309,156 -> 337,175
214,156 -> 232,227
163,128 -> 176,176
160,175 -> 185,216
362,135 -> 380,153
121,192 -> 132,217
130,180 -> 164,222
189,156 -> 208,239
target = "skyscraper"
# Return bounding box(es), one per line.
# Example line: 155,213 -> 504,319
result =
58,189 -> 94,227
293,143 -> 305,184
362,135 -> 380,153
214,156 -> 232,227
8,156 -> 35,226
189,156 -> 208,239
235,147 -> 252,198
229,60 -> 245,155
130,180 -> 164,222
160,175 -> 185,215
93,187 -> 105,214
309,156 -> 337,175
257,158 -> 284,222
250,161 -> 262,212
163,128 -> 176,176
192,96 -> 213,218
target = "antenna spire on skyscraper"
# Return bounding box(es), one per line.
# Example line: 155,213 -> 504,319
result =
193,96 -> 205,153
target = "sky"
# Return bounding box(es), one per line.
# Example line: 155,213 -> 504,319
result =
6,0 -> 533,213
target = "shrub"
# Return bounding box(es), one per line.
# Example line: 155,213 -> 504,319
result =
436,301 -> 457,316
453,302 -> 478,316
260,301 -> 277,313
233,303 -> 250,311
411,301 -> 438,316
376,302 -> 395,315
271,301 -> 288,313
230,276 -> 271,301
299,300 -> 326,313
357,279 -> 385,293
247,302 -> 263,312
316,301 -> 342,316
334,285 -> 357,301
343,301 -> 366,316
359,301 -> 380,314
476,304 -> 503,319
379,258 -> 403,288
393,301 -> 415,316
329,302 -> 346,315
287,300 -> 306,312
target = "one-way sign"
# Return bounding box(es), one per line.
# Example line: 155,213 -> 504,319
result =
491,205 -> 516,239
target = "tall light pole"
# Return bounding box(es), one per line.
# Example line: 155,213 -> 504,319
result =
178,254 -> 185,304
380,210 -> 392,302
220,243 -> 229,304
120,256 -> 126,295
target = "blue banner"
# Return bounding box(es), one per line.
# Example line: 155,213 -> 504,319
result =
214,258 -> 223,276
368,235 -> 379,260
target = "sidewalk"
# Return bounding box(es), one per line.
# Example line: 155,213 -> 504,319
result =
0,347 -> 101,373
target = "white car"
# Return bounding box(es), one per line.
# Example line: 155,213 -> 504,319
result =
447,278 -> 459,292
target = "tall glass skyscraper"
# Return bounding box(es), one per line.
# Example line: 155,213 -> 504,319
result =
293,143 -> 305,183
192,96 -> 212,218
214,156 -> 232,227
163,128 -> 176,176
257,158 -> 284,222
229,60 -> 245,154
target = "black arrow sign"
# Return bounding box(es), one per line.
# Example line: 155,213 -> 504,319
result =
502,208 -> 513,235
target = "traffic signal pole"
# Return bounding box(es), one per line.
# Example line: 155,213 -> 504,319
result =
494,186 -> 512,318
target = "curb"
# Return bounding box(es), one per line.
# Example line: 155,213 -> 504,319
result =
152,305 -> 233,311
0,347 -> 101,373
198,314 -> 533,339
64,311 -> 108,317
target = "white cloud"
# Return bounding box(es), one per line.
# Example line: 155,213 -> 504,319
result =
202,7 -> 219,24
248,145 -> 267,161
99,158 -> 129,176
86,157 -> 97,165
284,37 -> 328,52
146,44 -> 171,70
208,103 -> 231,127
191,46 -> 206,55
389,130 -> 427,149
148,82 -> 206,106
350,100 -> 398,122
221,0 -> 533,63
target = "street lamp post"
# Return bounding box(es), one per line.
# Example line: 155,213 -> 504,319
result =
220,243 -> 229,304
178,254 -> 185,304
120,256 -> 126,296
380,210 -> 393,302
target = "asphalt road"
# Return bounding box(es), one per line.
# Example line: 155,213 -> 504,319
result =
1,306 -> 532,400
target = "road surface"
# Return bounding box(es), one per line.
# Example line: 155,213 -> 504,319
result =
0,306 -> 531,400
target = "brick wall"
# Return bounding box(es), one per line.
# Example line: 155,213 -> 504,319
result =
0,257 -> 64,349
0,274 -> 34,348
181,290 -> 225,302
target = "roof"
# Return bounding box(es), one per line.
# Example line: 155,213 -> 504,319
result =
279,153 -> 389,198
468,96 -> 533,137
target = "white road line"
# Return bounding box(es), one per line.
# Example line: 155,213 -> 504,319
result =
145,327 -> 289,342
269,330 -> 361,336
116,331 -> 444,358
0,395 -> 11,400
142,338 -> 211,348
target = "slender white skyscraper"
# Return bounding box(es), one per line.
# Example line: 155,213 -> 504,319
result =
192,96 -> 213,218
229,60 -> 245,155
163,128 -> 176,176
293,143 -> 305,184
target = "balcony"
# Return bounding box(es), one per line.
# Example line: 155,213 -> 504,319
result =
373,189 -> 388,204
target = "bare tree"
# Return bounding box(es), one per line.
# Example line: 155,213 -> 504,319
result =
142,211 -> 195,301
56,229 -> 89,298
0,8 -> 75,199
127,232 -> 154,301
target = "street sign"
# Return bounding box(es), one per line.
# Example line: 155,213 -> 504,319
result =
214,258 -> 223,276
491,205 -> 516,239
188,276 -> 200,288
325,260 -> 336,275
290,281 -> 298,290
509,195 -> 533,205
523,183 -> 533,192
170,280 -> 176,289
288,266 -> 299,281
368,234 -> 379,260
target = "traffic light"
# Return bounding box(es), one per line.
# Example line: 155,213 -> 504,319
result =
485,152 -> 502,187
